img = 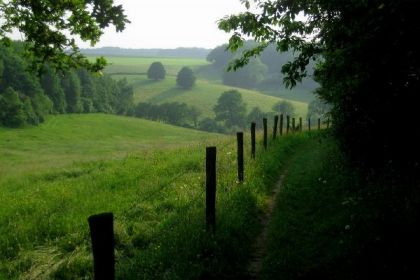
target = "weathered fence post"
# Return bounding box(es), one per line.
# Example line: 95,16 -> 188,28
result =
237,132 -> 244,182
88,212 -> 115,280
292,118 -> 296,132
286,115 -> 290,134
299,117 -> 302,132
318,118 -> 321,130
263,118 -> 267,150
206,147 -> 216,233
279,114 -> 284,136
273,115 -> 279,139
308,118 -> 311,131
251,122 -> 256,159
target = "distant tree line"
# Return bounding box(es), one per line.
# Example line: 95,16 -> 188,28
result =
206,42 -> 318,91
196,90 -> 330,134
81,47 -> 211,59
0,42 -> 134,127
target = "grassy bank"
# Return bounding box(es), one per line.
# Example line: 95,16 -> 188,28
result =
261,132 -> 420,279
0,118 -> 314,278
0,114 -> 222,181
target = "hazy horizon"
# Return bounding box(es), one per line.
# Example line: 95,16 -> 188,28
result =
77,0 -> 246,49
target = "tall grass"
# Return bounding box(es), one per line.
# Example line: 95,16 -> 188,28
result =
0,120 -> 314,279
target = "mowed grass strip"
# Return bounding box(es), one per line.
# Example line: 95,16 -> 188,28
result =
0,113 -> 223,181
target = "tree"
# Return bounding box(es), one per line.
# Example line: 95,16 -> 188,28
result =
0,87 -> 25,127
0,0 -> 129,72
198,118 -> 226,134
176,67 -> 196,89
272,101 -> 295,117
114,78 -> 134,115
187,106 -> 201,127
1,44 -> 52,122
41,65 -> 66,113
214,90 -> 247,129
219,1 -> 420,175
222,57 -> 267,89
77,68 -> 97,113
219,1 -> 420,278
61,70 -> 82,113
206,44 -> 232,68
147,62 -> 166,80
307,98 -> 331,121
246,106 -> 265,128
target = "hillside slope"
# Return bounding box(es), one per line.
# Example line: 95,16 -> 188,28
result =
115,75 -> 308,119
0,113 -> 223,181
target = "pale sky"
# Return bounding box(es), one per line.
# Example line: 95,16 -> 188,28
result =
79,0 -> 247,49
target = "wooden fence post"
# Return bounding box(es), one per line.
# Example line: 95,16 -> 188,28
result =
273,115 -> 279,139
263,118 -> 267,150
251,122 -> 256,159
279,114 -> 284,136
286,115 -> 290,134
88,212 -> 115,280
292,118 -> 296,132
318,118 -> 321,130
237,132 -> 244,182
308,118 -> 311,131
299,117 -> 302,132
206,147 -> 216,233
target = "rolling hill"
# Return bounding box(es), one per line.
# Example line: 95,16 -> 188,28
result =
0,113 -> 223,181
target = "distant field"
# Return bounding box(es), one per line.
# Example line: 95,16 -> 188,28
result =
115,75 -> 308,119
0,114 -> 223,181
94,55 -> 309,119
88,55 -> 210,76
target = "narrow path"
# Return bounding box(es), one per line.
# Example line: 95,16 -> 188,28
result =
247,171 -> 288,279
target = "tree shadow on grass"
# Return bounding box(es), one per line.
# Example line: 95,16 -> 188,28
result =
148,87 -> 191,103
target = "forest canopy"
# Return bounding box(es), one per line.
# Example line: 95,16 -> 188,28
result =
219,0 -> 420,176
0,42 -> 134,127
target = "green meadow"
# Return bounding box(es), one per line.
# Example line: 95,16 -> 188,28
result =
94,56 -> 210,76
0,114 -> 223,182
114,75 -> 308,118
0,56 -> 315,279
0,110 -> 315,279
96,55 -> 309,119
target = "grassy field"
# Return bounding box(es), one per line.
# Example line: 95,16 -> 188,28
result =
113,74 -> 308,119
92,55 -> 309,119
90,56 -> 210,76
0,111 -> 314,279
0,114 -> 223,182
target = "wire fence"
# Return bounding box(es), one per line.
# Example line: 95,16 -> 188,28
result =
87,115 -> 329,279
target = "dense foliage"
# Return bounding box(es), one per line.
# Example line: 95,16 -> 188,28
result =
176,66 -> 196,89
214,90 -> 247,129
207,42 -> 317,91
220,0 -> 420,277
306,98 -> 331,121
219,0 -> 420,177
0,0 -> 129,72
0,43 -> 134,127
147,61 -> 166,80
272,101 -> 295,117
